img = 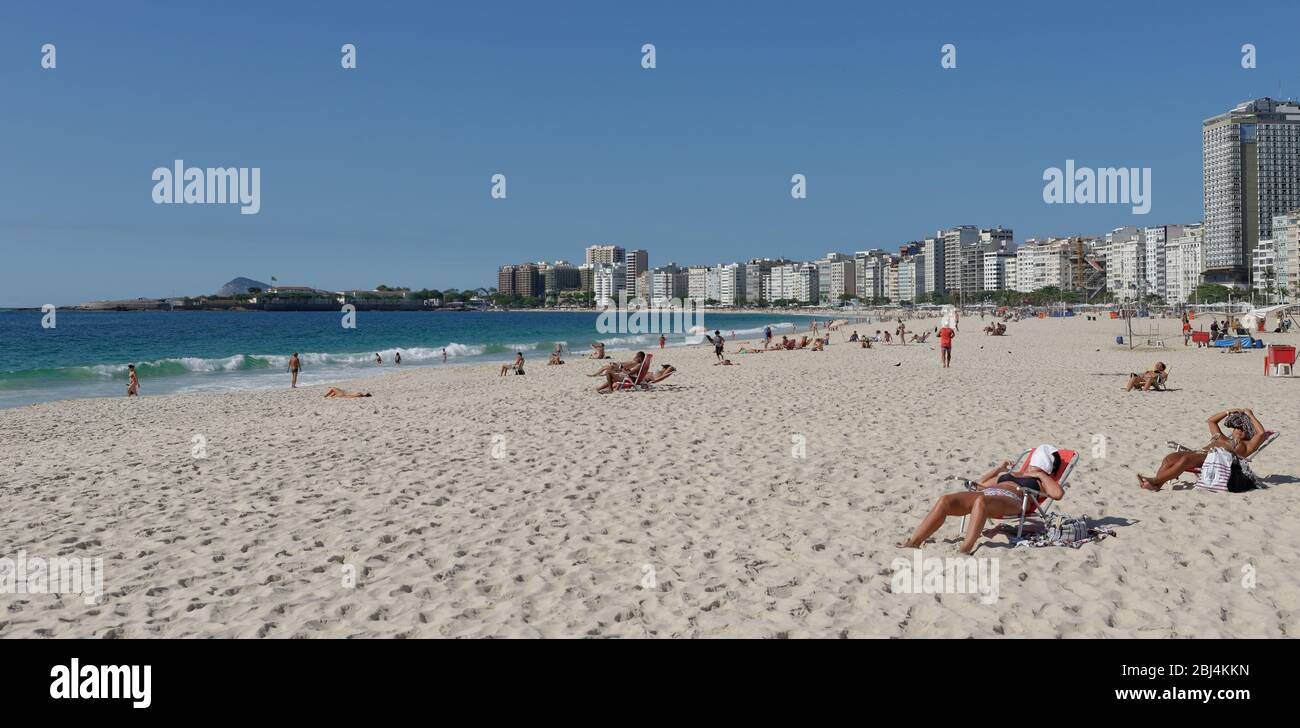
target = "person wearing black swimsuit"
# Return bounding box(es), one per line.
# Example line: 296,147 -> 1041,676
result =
899,448 -> 1065,554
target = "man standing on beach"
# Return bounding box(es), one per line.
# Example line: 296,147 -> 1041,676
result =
288,352 -> 301,388
712,330 -> 725,361
126,364 -> 139,396
764,326 -> 772,349
938,324 -> 955,368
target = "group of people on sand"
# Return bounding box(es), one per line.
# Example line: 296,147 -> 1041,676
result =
984,322 -> 1007,336
898,407 -> 1272,555
589,351 -> 675,393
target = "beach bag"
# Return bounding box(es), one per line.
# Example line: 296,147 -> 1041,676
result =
1044,512 -> 1090,544
1196,448 -> 1233,492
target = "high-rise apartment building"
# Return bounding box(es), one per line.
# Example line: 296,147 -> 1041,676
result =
585,244 -> 626,267
625,249 -> 649,299
1203,98 -> 1300,287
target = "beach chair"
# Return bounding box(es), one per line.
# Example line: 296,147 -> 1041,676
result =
618,353 -> 654,391
1167,431 -> 1280,475
959,447 -> 1080,539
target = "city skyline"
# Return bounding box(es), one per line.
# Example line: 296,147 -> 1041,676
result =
5,2 -> 1300,307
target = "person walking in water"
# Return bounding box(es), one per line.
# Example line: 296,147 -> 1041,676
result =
659,334 -> 666,349
395,351 -> 402,366
375,353 -> 382,366
288,352 -> 301,388
442,348 -> 447,363
126,364 -> 139,396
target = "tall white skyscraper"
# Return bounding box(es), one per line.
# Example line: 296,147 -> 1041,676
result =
1202,98 -> 1300,288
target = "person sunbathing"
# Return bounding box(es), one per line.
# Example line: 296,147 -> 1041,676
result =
590,351 -> 644,378
589,342 -> 607,359
714,359 -> 740,366
1124,362 -> 1168,391
594,352 -> 648,393
500,352 -> 525,376
811,338 -> 824,351
547,352 -> 564,365
899,447 -> 1065,554
1138,409 -> 1267,491
646,364 -> 676,383
325,387 -> 371,398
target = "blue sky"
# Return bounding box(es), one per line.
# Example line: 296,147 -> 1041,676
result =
1,0 -> 1297,306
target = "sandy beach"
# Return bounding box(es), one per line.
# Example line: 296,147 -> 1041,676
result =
1,315 -> 1297,638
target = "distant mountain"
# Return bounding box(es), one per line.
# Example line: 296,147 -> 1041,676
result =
215,277 -> 272,297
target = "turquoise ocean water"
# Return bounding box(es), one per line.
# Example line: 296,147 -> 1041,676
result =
0,310 -> 812,408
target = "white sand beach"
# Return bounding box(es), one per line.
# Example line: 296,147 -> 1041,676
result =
1,315 -> 1297,638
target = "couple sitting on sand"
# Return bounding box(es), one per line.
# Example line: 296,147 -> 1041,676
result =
984,322 -> 1007,336
1138,408 -> 1268,492
590,351 -> 675,393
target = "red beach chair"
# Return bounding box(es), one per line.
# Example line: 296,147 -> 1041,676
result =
959,447 -> 1079,539
619,353 -> 654,390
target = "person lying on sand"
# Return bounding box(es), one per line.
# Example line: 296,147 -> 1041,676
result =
325,387 -> 371,398
898,446 -> 1065,554
1138,409 -> 1267,491
1124,362 -> 1168,391
714,359 -> 740,366
811,338 -> 824,351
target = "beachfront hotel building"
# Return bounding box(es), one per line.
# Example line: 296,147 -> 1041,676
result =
1272,212 -> 1300,298
982,250 -> 1016,292
542,261 -> 581,297
855,250 -> 888,302
743,258 -> 789,304
1203,98 -> 1300,288
794,263 -> 819,304
921,235 -> 944,297
650,263 -> 688,306
625,249 -> 649,299
1105,229 -> 1145,302
1164,224 -> 1205,304
1252,238 -> 1279,296
942,226 -> 981,295
686,265 -> 707,302
1014,238 -> 1074,293
593,263 -> 626,307
816,253 -> 855,305
714,263 -> 746,306
585,244 -> 625,267
497,263 -> 545,298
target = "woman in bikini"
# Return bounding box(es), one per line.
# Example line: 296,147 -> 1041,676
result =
1124,362 -> 1167,391
1138,409 -> 1266,491
899,447 -> 1065,554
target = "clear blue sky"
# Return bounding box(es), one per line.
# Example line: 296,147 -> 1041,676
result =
2,0 -> 1296,306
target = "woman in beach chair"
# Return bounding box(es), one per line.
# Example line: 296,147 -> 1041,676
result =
594,352 -> 653,393
899,447 -> 1066,554
1138,409 -> 1267,491
1124,362 -> 1168,391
